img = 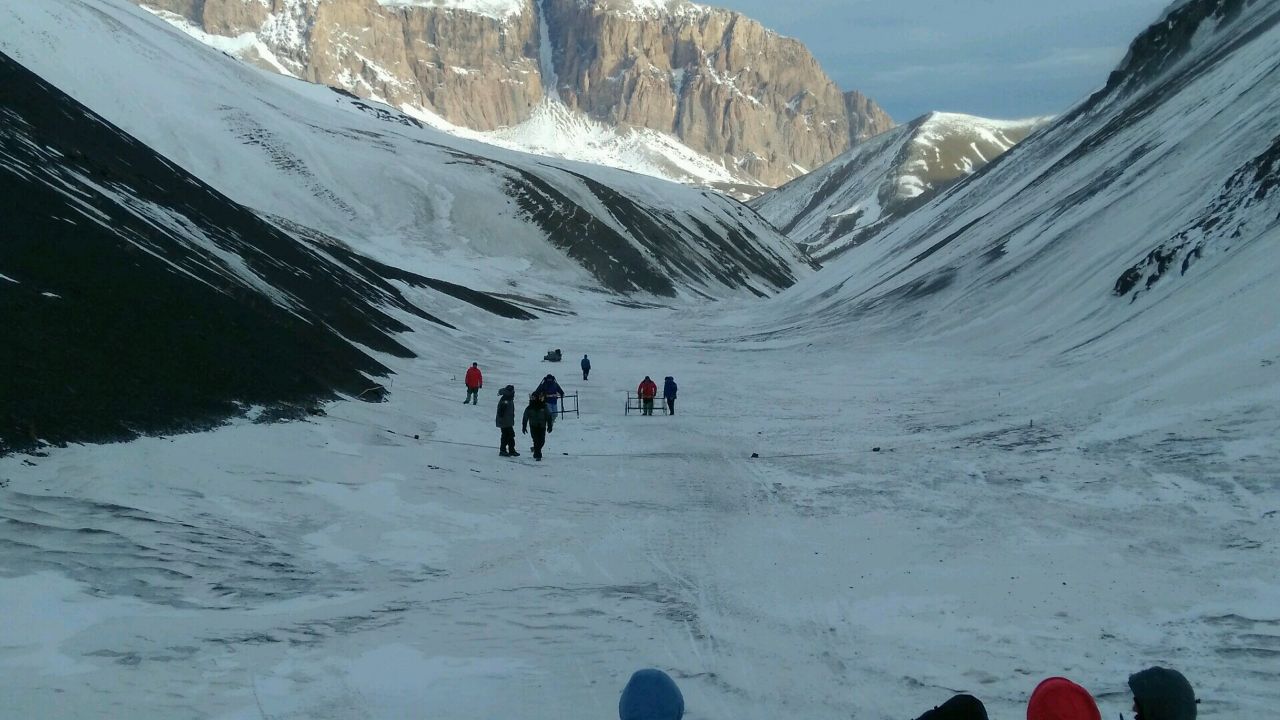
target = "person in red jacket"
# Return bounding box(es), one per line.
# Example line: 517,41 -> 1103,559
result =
637,376 -> 658,416
464,362 -> 483,405
1027,677 -> 1101,720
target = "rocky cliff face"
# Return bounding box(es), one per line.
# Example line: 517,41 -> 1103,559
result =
135,0 -> 887,186
142,0 -> 546,132
543,0 -> 850,183
844,90 -> 895,143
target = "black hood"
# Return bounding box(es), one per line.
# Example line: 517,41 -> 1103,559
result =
1129,667 -> 1196,720
915,694 -> 988,720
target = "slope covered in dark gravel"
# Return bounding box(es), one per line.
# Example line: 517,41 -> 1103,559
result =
0,53 -> 526,455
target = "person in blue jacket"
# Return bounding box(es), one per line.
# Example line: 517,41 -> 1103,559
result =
619,669 -> 683,720
536,374 -> 565,429
663,376 -> 678,415
581,354 -> 591,381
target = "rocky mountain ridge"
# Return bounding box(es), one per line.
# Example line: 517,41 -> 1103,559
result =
753,112 -> 1047,260
844,90 -> 895,144
134,0 -> 892,185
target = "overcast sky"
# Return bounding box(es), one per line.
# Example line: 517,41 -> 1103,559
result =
710,0 -> 1172,121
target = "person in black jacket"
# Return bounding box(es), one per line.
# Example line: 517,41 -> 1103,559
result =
522,392 -> 553,461
496,385 -> 518,457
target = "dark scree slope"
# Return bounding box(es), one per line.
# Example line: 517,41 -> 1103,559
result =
0,52 -> 528,456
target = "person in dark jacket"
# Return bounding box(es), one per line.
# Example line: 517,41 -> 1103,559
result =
521,392 -> 553,461
1027,677 -> 1101,720
663,376 -> 677,415
913,694 -> 988,720
463,362 -> 483,405
1129,667 -> 1196,720
495,385 -> 518,457
581,354 -> 591,381
619,669 -> 683,720
637,376 -> 658,415
536,374 -> 565,429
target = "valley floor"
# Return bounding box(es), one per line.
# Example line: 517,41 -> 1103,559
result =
2,301 -> 1277,719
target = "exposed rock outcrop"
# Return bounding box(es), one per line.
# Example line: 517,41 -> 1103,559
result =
844,90 -> 895,143
136,0 -> 888,186
143,0 -> 545,132
543,0 -> 850,183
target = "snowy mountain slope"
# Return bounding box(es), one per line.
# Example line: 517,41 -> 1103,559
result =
0,0 -> 809,300
399,97 -> 761,189
1,2 -> 1278,718
0,51 -> 532,456
752,113 -> 1048,261
759,0 -> 1280,408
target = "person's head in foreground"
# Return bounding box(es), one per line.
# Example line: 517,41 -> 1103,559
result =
619,669 -> 684,720
1129,667 -> 1196,720
1027,677 -> 1100,720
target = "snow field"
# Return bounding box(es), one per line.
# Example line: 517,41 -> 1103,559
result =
3,299 -> 1276,718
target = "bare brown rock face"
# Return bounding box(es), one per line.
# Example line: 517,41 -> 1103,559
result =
142,0 -> 544,131
136,0 -> 889,186
542,0 -> 851,183
844,90 -> 895,143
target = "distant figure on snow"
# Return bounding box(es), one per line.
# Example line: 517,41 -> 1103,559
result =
495,385 -> 518,457
913,694 -> 988,720
637,376 -> 658,416
544,348 -> 562,362
663,376 -> 678,415
619,669 -> 684,720
1128,667 -> 1197,720
581,354 -> 591,381
522,392 -> 553,461
463,362 -> 483,405
1027,677 -> 1101,720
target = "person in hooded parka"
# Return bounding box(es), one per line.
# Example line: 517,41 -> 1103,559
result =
663,376 -> 678,415
1129,667 -> 1197,720
1027,677 -> 1101,720
914,694 -> 989,720
496,385 -> 518,457
522,392 -> 553,461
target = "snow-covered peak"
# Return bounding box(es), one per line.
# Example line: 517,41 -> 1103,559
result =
753,111 -> 1049,260
916,111 -> 1053,133
577,0 -> 707,20
903,112 -> 1051,194
376,0 -> 527,20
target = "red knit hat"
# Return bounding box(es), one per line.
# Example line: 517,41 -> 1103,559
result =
1027,677 -> 1102,720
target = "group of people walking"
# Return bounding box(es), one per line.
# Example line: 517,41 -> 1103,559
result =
469,363 -> 566,461
617,666 -> 1197,720
495,375 -> 565,461
465,358 -> 681,460
636,375 -> 677,415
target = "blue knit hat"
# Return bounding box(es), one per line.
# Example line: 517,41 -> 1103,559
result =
619,669 -> 684,720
